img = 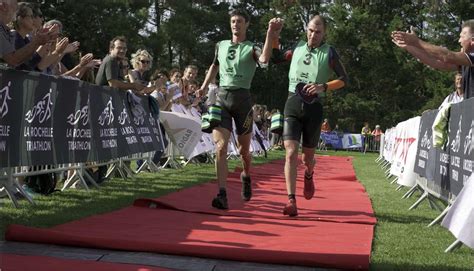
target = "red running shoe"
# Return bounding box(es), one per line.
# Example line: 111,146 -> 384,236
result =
283,199 -> 298,217
303,171 -> 315,200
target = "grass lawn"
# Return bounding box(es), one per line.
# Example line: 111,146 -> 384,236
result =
0,150 -> 473,270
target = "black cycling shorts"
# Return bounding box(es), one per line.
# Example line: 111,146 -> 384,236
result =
215,88 -> 253,135
282,92 -> 323,148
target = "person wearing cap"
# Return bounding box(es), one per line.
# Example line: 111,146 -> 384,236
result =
260,15 -> 348,216
371,125 -> 383,151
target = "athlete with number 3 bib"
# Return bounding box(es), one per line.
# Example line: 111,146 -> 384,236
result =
197,9 -> 273,210
260,15 -> 349,216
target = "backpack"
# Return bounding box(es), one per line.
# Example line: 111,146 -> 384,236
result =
24,173 -> 58,195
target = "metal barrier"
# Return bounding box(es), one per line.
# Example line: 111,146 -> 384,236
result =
362,135 -> 382,153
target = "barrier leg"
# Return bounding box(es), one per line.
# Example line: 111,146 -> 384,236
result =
395,184 -> 404,191
62,169 -> 78,191
3,184 -> 20,208
105,163 -> 116,178
427,194 -> 445,211
444,239 -> 463,253
135,159 -> 149,174
409,191 -> 428,210
428,204 -> 451,227
106,162 -> 128,179
9,168 -> 35,206
402,185 -> 419,199
146,156 -> 161,172
81,166 -> 99,189
119,159 -> 135,181
390,177 -> 399,184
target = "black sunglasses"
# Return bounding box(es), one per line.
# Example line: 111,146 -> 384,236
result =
140,60 -> 150,64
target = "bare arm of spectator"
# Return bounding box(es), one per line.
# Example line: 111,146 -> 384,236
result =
36,37 -> 69,71
61,53 -> 93,78
392,27 -> 471,67
393,42 -> 458,71
64,41 -> 80,55
128,70 -> 138,83
2,27 -> 54,67
75,58 -> 101,79
108,79 -> 144,92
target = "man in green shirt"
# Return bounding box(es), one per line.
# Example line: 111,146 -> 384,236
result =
198,9 -> 273,210
260,15 -> 348,216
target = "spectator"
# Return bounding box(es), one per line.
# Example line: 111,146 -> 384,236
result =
150,69 -> 172,111
187,79 -> 205,111
42,19 -> 79,73
41,19 -> 98,79
371,124 -> 383,151
95,36 -> 145,93
439,72 -> 464,109
182,64 -> 198,85
391,20 -> 474,99
165,68 -> 183,102
321,118 -> 331,133
361,122 -> 371,135
169,68 -> 183,85
371,124 -> 383,139
129,49 -> 152,85
269,108 -> 283,149
28,2 -> 42,32
361,122 -> 371,153
0,0 -> 53,67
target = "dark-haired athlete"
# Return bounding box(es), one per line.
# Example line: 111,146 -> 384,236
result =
197,9 -> 273,210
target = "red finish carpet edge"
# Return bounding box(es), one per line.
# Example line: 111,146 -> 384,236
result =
5,156 -> 375,270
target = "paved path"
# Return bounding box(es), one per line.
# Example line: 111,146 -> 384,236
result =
0,241 -> 336,271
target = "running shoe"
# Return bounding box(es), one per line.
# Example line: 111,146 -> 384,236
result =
283,198 -> 298,217
303,171 -> 315,200
241,173 -> 252,201
211,193 -> 228,210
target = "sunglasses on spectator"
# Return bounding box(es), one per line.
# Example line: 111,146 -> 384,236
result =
140,60 -> 150,64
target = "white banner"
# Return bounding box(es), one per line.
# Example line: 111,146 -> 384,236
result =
383,128 -> 395,162
159,111 -> 202,160
390,117 -> 420,178
170,104 -> 214,158
341,134 -> 363,149
441,173 -> 474,249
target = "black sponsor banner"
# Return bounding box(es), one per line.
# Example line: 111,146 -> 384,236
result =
434,147 -> 450,193
414,110 -> 437,177
54,77 -> 92,163
20,73 -> 56,165
0,68 -> 163,167
90,86 -> 121,161
448,99 -> 474,196
115,91 -> 140,156
0,69 -> 22,166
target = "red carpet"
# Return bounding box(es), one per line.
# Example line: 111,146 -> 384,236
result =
135,157 -> 376,224
5,156 -> 375,270
0,253 -> 172,271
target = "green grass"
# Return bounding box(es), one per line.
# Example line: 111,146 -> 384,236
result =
0,150 -> 473,270
329,150 -> 473,270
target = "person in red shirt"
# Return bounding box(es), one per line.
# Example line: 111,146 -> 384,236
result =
320,118 -> 331,133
